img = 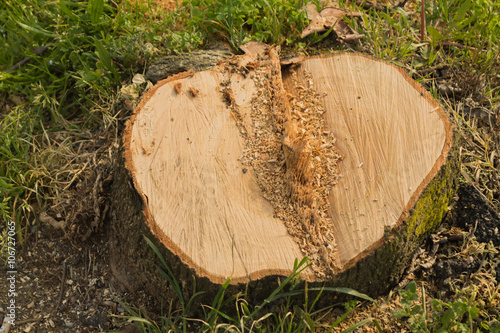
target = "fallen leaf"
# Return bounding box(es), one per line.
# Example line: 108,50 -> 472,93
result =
301,3 -> 365,42
239,40 -> 270,55
132,73 -> 146,85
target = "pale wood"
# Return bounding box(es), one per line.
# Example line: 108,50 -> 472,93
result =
123,51 -> 453,285
282,55 -> 450,267
125,58 -> 303,284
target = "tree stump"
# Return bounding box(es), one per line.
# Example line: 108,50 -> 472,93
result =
110,46 -> 458,302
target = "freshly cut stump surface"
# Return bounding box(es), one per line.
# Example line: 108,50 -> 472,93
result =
282,55 -> 450,267
121,48 -> 456,290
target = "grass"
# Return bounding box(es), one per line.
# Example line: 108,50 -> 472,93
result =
0,0 -> 180,244
181,0 -> 312,50
0,0 -> 499,331
116,238 -> 377,333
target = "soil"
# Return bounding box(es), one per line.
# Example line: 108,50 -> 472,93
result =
1,38 -> 499,333
439,183 -> 500,286
0,137 -> 155,332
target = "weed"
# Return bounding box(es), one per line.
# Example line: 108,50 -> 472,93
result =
392,279 -> 500,332
393,281 -> 475,332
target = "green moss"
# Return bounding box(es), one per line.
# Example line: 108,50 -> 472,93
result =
405,132 -> 460,241
329,131 -> 460,298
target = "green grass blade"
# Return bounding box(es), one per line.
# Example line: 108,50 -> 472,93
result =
59,0 -> 81,22
94,38 -> 118,80
241,301 -> 251,316
454,0 -> 473,24
88,0 -> 104,25
252,257 -> 310,316
309,285 -> 325,312
308,287 -> 375,302
325,303 -> 356,333
339,318 -> 373,333
204,305 -> 236,323
427,26 -> 444,47
15,20 -> 56,38
372,318 -> 383,332
143,236 -> 185,306
184,291 -> 205,314
211,279 -> 231,310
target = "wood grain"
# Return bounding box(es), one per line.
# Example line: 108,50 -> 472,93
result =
123,52 -> 452,284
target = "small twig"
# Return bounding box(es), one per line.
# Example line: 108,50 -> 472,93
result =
396,247 -> 425,290
433,18 -> 440,29
342,34 -> 366,42
476,252 -> 486,272
92,173 -> 103,229
5,39 -> 58,73
62,162 -> 88,191
100,203 -> 110,226
471,219 -> 479,236
82,172 -> 103,241
420,0 -> 426,41
55,260 -> 68,312
0,317 -> 12,333
39,211 -> 67,230
438,41 -> 488,53
14,318 -> 42,325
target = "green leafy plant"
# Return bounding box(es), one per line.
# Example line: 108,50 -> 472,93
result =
424,0 -> 499,69
392,281 -> 484,332
425,0 -> 499,46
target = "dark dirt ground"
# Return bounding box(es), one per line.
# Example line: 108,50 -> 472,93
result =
1,33 -> 500,333
0,142 -> 155,333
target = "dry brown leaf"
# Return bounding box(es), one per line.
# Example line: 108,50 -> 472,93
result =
301,3 -> 365,41
239,40 -> 270,55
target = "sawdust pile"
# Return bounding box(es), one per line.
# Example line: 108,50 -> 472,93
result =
282,70 -> 343,275
223,54 -> 342,277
